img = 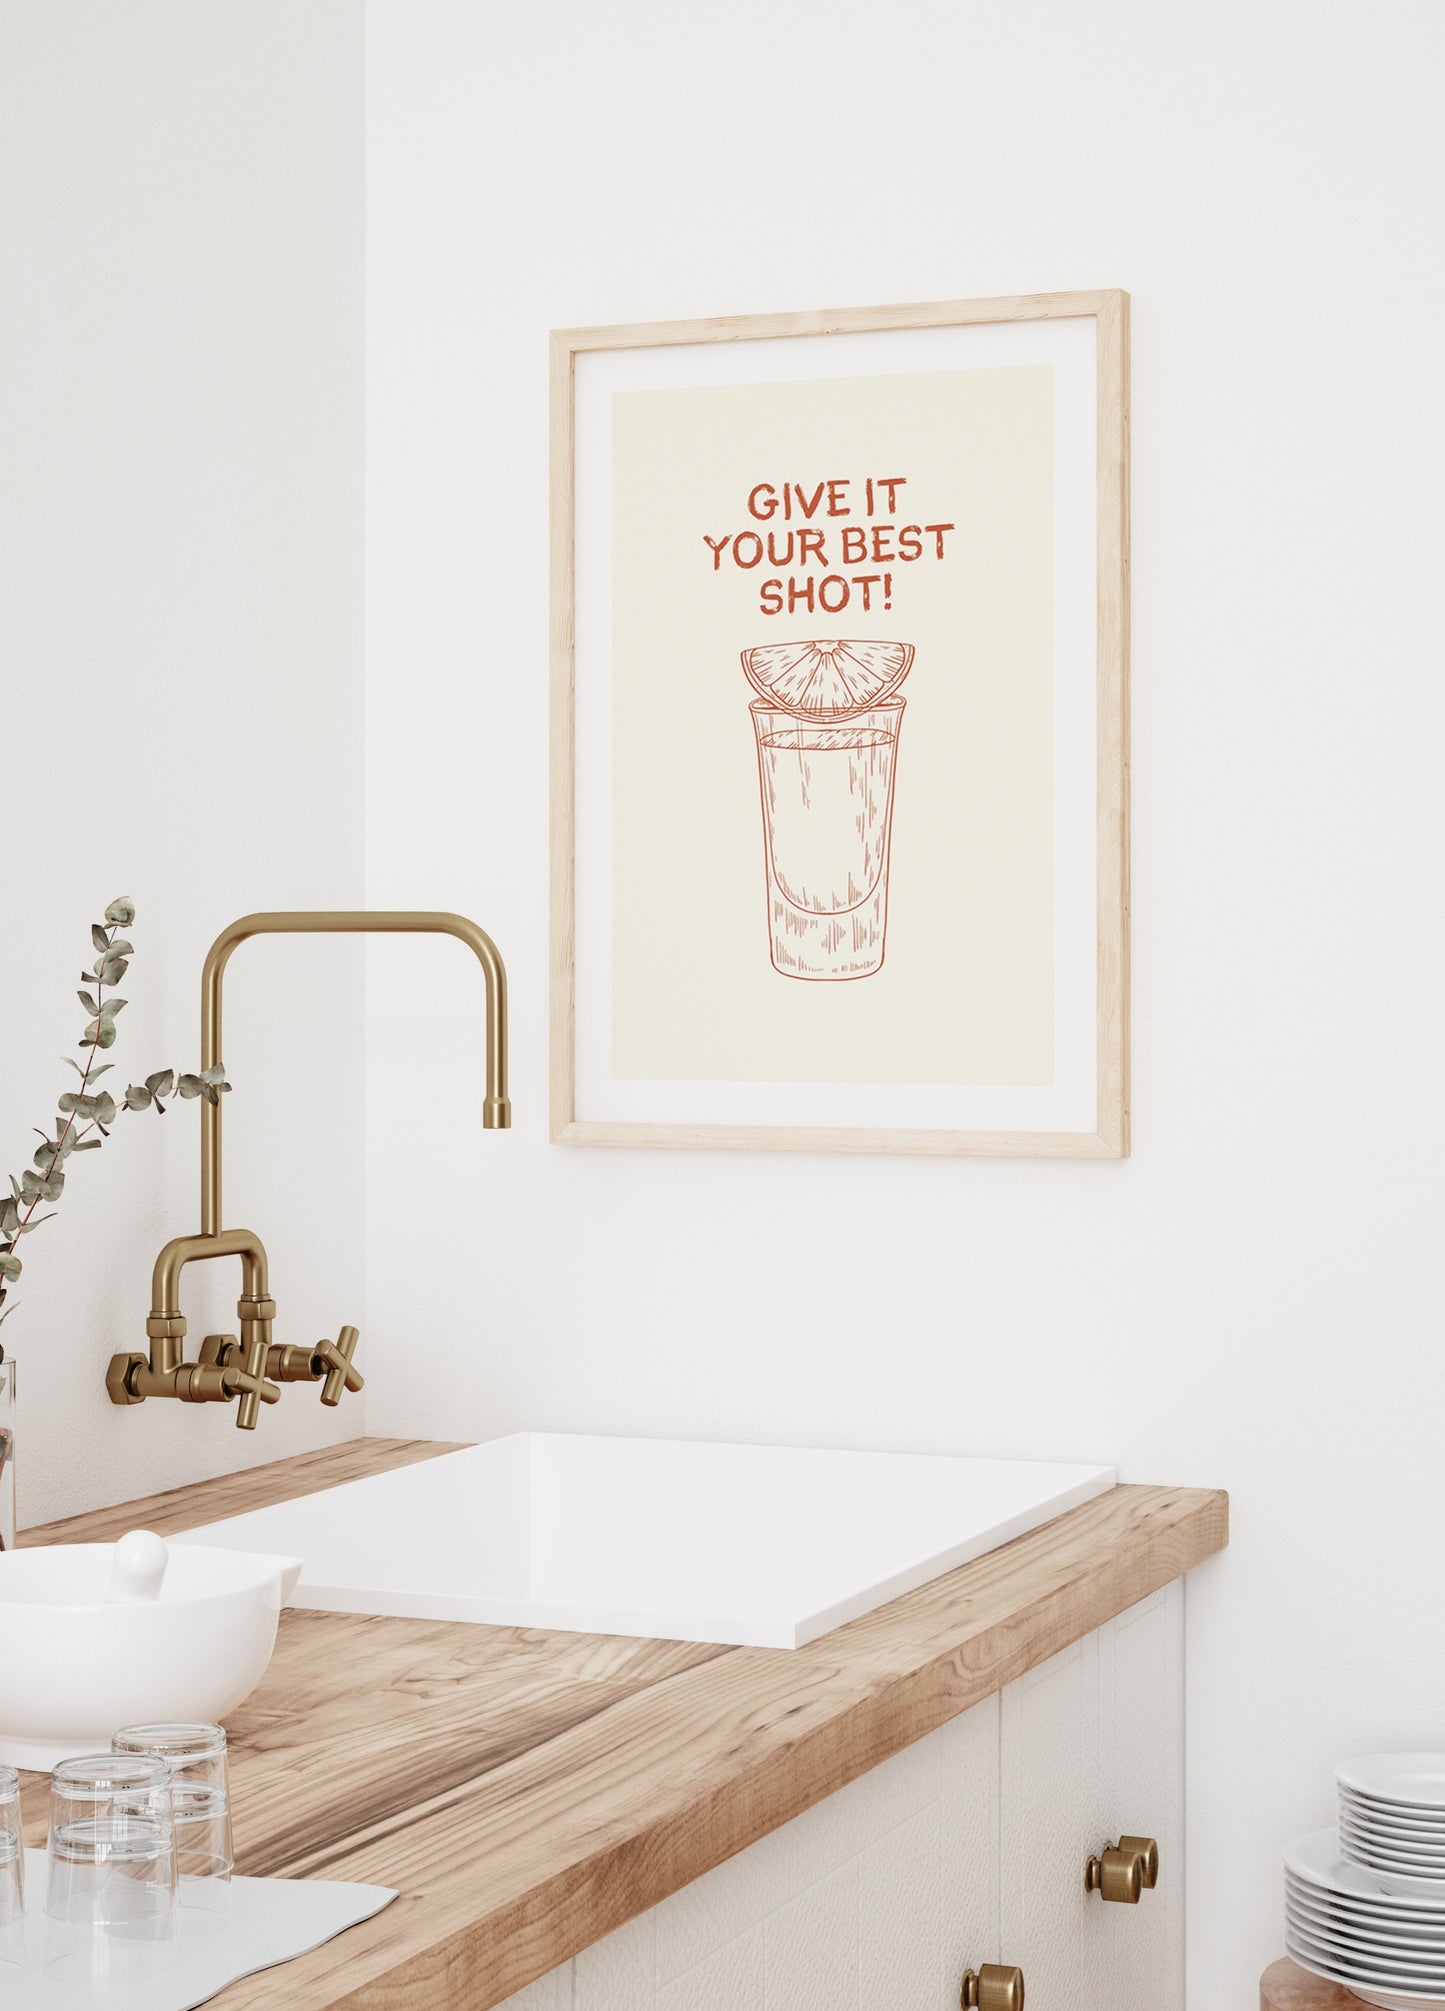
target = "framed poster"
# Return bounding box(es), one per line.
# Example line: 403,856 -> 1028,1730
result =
551,291 -> 1129,1157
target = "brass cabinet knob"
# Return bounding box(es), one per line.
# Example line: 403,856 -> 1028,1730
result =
1086,1835 -> 1160,1903
1118,1835 -> 1159,1890
961,1963 -> 1025,2010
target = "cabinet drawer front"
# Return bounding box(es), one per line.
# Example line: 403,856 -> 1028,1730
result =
1001,1636 -> 1096,2004
1000,1583 -> 1185,2011
1087,1584 -> 1185,2011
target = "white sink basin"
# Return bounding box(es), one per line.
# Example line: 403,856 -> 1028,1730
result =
179,1435 -> 1114,1650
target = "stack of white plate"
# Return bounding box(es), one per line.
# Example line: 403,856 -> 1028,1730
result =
1285,1756 -> 1445,2009
1340,1756 -> 1445,1883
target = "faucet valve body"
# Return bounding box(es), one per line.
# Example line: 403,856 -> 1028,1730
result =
106,1224 -> 360,1431
109,1282 -> 361,1430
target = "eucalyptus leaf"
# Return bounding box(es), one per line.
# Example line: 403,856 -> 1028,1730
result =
3,897 -> 240,1351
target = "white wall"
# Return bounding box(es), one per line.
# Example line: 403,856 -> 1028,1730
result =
364,1 -> 1445,2000
0,0 -> 368,1523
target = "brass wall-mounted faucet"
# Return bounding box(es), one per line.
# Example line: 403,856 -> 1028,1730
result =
107,911 -> 510,1429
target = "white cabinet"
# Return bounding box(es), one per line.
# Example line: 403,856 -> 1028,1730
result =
498,1583 -> 1185,2011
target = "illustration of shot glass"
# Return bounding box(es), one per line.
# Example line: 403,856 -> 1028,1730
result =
743,639 -> 914,982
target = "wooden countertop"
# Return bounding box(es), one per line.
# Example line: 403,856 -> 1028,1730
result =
21,1439 -> 1228,2009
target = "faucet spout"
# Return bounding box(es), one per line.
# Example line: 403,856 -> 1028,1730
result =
199,910 -> 510,1235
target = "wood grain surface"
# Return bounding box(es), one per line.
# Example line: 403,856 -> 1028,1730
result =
21,1440 -> 1227,2009
1260,1957 -> 1360,2008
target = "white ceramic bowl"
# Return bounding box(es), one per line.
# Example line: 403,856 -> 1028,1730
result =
0,1540 -> 301,1771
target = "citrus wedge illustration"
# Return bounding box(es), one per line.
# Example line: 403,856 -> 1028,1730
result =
742,638 -> 913,720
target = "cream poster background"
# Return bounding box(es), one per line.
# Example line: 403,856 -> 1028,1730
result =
610,364 -> 1054,1086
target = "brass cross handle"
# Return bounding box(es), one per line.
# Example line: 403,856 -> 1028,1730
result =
220,1338 -> 281,1430
961,1964 -> 1024,2010
314,1325 -> 363,1407
1085,1835 -> 1159,1903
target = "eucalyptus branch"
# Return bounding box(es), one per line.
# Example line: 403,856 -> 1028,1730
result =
0,897 -> 231,1339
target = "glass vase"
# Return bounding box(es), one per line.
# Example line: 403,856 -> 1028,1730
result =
0,1356 -> 14,1551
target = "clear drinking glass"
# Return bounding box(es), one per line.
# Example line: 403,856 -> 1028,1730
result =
750,696 -> 906,980
43,1753 -> 176,1983
114,1722 -> 233,1924
0,1763 -> 24,1976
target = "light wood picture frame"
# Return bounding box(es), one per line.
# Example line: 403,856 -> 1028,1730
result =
551,291 -> 1129,1157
